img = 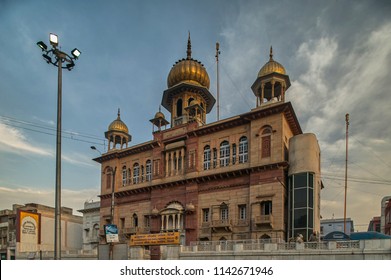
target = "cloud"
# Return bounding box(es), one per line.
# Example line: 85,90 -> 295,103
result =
288,23 -> 391,229
0,185 -> 100,215
0,123 -> 53,156
62,153 -> 97,167
0,123 -> 97,167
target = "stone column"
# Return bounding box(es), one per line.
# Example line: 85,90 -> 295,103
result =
181,148 -> 185,173
271,80 -> 275,99
165,154 -> 169,177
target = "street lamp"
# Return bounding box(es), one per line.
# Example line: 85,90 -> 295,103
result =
37,34 -> 81,260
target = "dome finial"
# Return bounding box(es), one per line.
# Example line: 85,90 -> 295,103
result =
187,31 -> 192,59
117,108 -> 121,119
269,46 -> 274,61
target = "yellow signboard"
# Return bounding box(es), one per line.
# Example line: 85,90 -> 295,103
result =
18,210 -> 40,252
130,232 -> 180,246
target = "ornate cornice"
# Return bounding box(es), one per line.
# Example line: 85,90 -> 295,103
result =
98,161 -> 288,199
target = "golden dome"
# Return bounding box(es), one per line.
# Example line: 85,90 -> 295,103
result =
167,34 -> 210,89
154,111 -> 165,119
108,109 -> 129,134
258,46 -> 286,77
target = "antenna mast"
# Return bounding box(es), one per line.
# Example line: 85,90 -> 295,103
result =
344,113 -> 349,233
216,42 -> 220,121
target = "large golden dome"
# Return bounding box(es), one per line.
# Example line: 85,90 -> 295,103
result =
108,109 -> 128,134
167,34 -> 210,89
258,46 -> 286,77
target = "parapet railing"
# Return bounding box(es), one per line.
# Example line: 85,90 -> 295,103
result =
185,239 -> 361,252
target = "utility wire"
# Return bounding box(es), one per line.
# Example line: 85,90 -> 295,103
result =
0,115 -> 105,141
322,175 -> 391,186
0,115 -> 106,147
352,136 -> 391,169
220,64 -> 253,110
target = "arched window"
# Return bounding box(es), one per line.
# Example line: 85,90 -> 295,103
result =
239,136 -> 248,163
260,234 -> 271,240
133,213 -> 138,227
261,127 -> 272,158
261,201 -> 272,215
93,224 -> 99,239
203,145 -> 211,170
133,163 -> 140,184
220,141 -> 230,167
105,167 -> 113,190
106,172 -> 112,190
122,166 -> 128,186
146,160 -> 152,181
188,97 -> 194,106
176,99 -> 183,117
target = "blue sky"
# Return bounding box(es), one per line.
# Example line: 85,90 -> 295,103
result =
1,0 -> 391,231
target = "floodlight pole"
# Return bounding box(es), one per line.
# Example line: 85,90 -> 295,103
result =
54,51 -> 63,260
37,34 -> 80,260
344,113 -> 349,234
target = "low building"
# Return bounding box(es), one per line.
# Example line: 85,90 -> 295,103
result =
0,203 -> 82,260
78,201 -> 101,251
368,216 -> 381,232
320,218 -> 354,238
381,196 -> 391,235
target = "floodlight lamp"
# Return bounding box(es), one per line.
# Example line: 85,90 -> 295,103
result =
66,62 -> 75,70
49,33 -> 58,47
71,48 -> 81,59
37,41 -> 47,51
42,54 -> 52,64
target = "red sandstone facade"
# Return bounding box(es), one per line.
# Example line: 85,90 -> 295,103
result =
94,39 -> 320,253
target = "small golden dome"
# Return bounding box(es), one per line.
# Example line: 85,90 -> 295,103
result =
167,34 -> 210,89
154,111 -> 165,119
258,46 -> 286,77
108,109 -> 129,134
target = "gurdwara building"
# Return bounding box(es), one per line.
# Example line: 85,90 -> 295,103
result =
93,36 -> 322,252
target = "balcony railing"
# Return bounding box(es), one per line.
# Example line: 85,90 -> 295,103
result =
211,219 -> 232,231
174,115 -> 188,126
120,227 -> 137,235
235,219 -> 250,227
255,215 -> 273,226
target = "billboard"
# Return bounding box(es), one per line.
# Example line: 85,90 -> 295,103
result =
17,210 -> 41,252
104,224 -> 119,243
130,232 -> 180,246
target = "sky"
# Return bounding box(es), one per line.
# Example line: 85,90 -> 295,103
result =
0,0 -> 390,231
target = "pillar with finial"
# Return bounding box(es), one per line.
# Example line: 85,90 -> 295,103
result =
150,106 -> 169,133
187,31 -> 192,59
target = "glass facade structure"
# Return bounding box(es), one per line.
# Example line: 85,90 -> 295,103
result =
289,172 -> 314,241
